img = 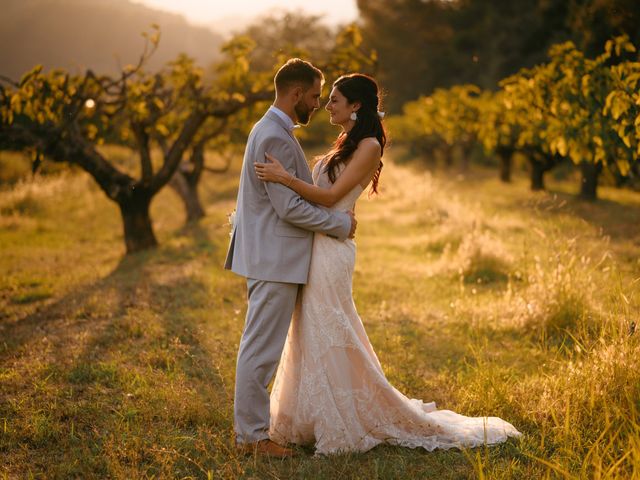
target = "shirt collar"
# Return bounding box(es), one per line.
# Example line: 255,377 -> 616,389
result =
268,105 -> 300,131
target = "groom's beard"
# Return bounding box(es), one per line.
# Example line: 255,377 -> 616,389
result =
294,101 -> 314,125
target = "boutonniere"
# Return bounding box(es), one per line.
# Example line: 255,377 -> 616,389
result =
228,209 -> 236,237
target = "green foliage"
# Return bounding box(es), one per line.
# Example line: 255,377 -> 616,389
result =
475,90 -> 519,155
389,85 -> 482,167
501,36 -> 638,175
0,17 -> 381,251
604,44 -> 640,174
234,13 -> 378,147
357,0 -> 640,111
0,25 -> 280,252
393,35 -> 640,196
0,24 -> 272,181
239,10 -> 334,72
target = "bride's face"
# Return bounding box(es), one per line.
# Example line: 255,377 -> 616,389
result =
325,87 -> 359,128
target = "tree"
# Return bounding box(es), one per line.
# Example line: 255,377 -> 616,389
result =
501,60 -> 570,191
238,12 -> 378,147
392,85 -> 481,170
476,91 -> 520,182
0,28 -> 270,253
164,20 -> 379,223
391,34 -> 640,198
356,0 -> 640,111
357,0 -> 456,112
603,41 -> 640,185
503,36 -> 638,199
240,10 -> 335,72
566,0 -> 640,57
151,36 -> 273,223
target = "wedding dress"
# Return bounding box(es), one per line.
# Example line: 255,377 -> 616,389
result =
269,161 -> 522,455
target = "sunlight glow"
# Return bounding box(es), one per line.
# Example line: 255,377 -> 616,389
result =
131,0 -> 358,29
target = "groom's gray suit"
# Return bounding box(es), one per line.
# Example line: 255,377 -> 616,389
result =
224,107 -> 351,444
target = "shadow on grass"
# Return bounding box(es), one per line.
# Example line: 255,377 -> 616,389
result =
1,222 -> 244,476
0,222 -> 220,366
422,160 -> 640,249
518,188 -> 640,245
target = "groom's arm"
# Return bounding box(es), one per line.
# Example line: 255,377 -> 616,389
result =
258,137 -> 352,241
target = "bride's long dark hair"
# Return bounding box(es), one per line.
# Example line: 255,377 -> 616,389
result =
322,74 -> 386,194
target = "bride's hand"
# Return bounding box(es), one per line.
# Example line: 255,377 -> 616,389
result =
254,153 -> 292,184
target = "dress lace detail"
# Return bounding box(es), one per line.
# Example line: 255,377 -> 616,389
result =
269,161 -> 522,455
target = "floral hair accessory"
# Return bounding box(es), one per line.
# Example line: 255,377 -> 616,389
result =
377,111 -> 385,119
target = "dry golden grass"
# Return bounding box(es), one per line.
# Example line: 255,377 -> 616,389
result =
1,148 -> 639,478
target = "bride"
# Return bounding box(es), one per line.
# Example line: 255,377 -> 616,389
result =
254,73 -> 522,455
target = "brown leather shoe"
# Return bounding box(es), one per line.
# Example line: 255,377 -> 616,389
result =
236,439 -> 297,458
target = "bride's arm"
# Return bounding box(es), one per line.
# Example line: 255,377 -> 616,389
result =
255,138 -> 381,207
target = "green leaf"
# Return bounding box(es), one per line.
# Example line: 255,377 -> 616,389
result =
556,137 -> 568,156
155,123 -> 170,136
617,159 -> 630,176
611,96 -> 631,120
10,93 -> 22,114
86,124 -> 98,140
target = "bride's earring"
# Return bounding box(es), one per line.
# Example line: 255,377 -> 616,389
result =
350,111 -> 358,121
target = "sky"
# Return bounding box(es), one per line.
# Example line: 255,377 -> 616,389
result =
132,0 -> 360,32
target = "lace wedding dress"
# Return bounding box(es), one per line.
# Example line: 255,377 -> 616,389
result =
269,161 -> 522,455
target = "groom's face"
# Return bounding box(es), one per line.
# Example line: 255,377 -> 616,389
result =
294,78 -> 322,125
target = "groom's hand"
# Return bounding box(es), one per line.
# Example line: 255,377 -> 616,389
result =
347,211 -> 357,239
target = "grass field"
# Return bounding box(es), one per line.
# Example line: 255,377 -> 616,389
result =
1,149 -> 639,479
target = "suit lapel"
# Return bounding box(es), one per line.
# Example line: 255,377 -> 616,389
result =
264,110 -> 296,140
263,110 -> 311,182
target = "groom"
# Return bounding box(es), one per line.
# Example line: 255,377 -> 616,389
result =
224,58 -> 356,457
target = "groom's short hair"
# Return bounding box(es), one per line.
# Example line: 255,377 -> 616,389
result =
274,58 -> 324,94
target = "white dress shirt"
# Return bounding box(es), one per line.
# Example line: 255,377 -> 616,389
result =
268,105 -> 299,131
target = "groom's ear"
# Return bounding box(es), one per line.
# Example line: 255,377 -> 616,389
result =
291,84 -> 305,102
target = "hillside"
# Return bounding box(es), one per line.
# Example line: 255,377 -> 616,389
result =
0,0 -> 224,79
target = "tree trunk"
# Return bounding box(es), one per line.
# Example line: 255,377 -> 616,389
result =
442,144 -> 454,169
118,194 -> 157,254
527,149 -> 563,191
169,168 -> 205,222
530,159 -> 546,190
460,144 -> 472,171
613,169 -> 626,188
497,148 -> 513,183
579,161 -> 602,201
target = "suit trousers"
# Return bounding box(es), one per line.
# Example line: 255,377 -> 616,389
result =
234,278 -> 300,444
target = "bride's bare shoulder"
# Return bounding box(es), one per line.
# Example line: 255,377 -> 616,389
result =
356,137 -> 382,156
358,136 -> 381,148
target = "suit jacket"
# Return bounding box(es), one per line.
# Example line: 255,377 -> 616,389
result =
224,109 -> 351,284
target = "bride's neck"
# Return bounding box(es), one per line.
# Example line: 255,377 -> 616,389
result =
342,121 -> 355,133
